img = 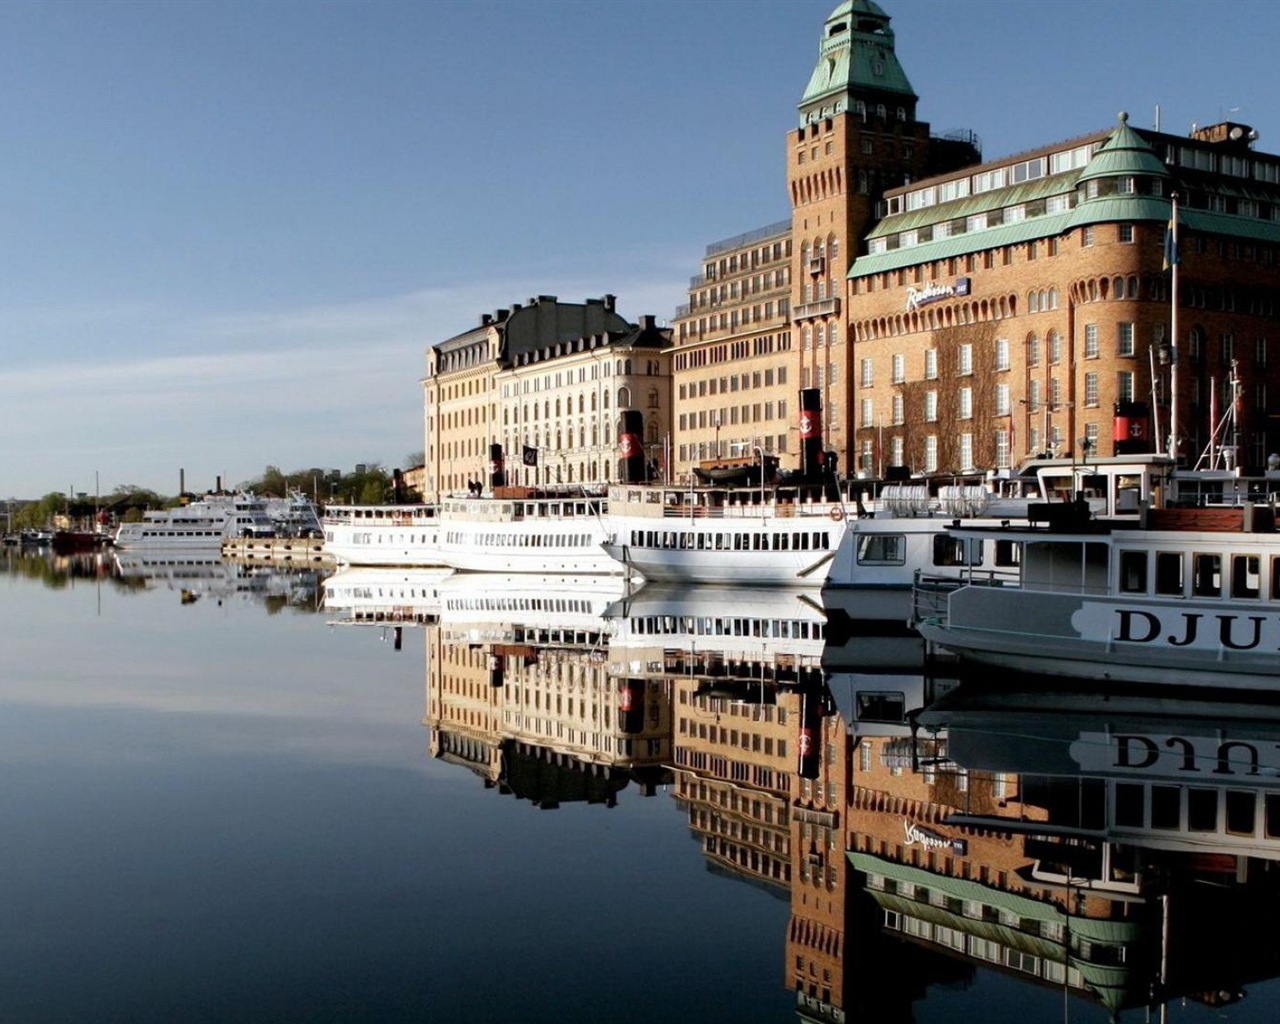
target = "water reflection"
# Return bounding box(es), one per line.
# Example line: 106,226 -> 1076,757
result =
321,568 -> 1280,1021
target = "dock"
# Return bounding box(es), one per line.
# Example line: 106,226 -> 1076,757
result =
221,537 -> 332,564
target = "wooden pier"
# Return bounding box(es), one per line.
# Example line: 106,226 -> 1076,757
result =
221,537 -> 332,564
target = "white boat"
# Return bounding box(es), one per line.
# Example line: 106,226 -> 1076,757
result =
264,492 -> 323,538
602,453 -> 1178,601
322,503 -> 443,567
914,501 -> 1280,691
434,488 -> 619,574
113,493 -> 276,550
602,479 -> 848,586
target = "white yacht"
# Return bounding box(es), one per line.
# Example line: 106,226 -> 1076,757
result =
322,503 -> 443,567
113,493 -> 276,550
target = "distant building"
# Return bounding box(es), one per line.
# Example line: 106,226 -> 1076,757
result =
423,295 -> 672,500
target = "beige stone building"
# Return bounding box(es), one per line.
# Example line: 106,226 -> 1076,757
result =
423,295 -> 672,501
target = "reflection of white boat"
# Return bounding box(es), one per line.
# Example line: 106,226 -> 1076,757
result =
115,493 -> 276,550
113,550 -> 265,600
605,581 -> 827,660
914,503 -> 1280,691
916,686 -> 1280,864
322,504 -> 443,567
437,572 -> 632,642
322,566 -> 453,624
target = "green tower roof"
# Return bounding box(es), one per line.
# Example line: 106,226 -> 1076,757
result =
798,0 -> 916,126
1075,111 -> 1172,185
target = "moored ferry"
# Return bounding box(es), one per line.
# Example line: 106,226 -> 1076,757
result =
434,487 -> 619,574
914,501 -> 1280,690
322,503 -> 443,567
114,493 -> 276,550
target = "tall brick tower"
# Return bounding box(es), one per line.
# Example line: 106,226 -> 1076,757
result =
788,0 -> 976,473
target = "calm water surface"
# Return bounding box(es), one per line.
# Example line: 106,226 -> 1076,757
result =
3,551 -> 1278,1023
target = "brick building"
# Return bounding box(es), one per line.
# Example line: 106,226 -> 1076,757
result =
671,0 -> 1280,479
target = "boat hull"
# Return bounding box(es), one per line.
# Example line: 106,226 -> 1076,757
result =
919,586 -> 1280,692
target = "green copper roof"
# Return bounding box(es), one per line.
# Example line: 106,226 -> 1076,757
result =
849,212 -> 1075,277
1065,196 -> 1173,230
1076,112 -> 1172,185
799,0 -> 915,124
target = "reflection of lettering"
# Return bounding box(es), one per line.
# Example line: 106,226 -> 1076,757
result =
1107,735 -> 1269,776
1112,608 -> 1274,651
903,820 -> 966,855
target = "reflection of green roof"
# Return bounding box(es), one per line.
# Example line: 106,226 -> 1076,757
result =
799,0 -> 914,123
848,850 -> 1145,1013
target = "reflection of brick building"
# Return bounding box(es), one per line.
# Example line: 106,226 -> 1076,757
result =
424,619 -> 672,805
671,677 -> 796,892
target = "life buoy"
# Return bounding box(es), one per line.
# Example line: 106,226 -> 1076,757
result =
829,505 -> 846,522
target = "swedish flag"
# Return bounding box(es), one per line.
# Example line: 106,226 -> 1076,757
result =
1162,217 -> 1179,271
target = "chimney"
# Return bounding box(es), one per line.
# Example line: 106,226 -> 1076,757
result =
494,309 -> 510,322
603,294 -> 616,311
639,314 -> 656,331
481,313 -> 493,326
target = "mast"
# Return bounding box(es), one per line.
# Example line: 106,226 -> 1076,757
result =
1167,193 -> 1180,461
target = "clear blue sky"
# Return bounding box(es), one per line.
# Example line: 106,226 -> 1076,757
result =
3,0 -> 1277,499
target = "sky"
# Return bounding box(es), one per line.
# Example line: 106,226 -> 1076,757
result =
3,0 -> 1278,500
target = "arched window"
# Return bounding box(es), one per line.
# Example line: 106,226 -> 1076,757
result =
1048,287 -> 1058,309
617,386 -> 631,408
1028,291 -> 1039,313
828,322 -> 839,346
648,389 -> 659,408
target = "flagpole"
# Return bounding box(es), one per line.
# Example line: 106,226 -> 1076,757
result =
1168,193 -> 1180,461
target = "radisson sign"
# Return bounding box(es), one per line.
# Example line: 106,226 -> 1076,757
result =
906,277 -> 970,312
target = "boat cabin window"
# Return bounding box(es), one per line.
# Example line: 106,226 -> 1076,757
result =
1272,557 -> 1280,600
1226,790 -> 1257,836
1154,552 -> 1184,596
1192,553 -> 1222,597
1231,554 -> 1262,599
1118,550 -> 1147,594
931,534 -> 983,567
857,534 -> 906,565
856,692 -> 906,724
994,539 -> 1020,567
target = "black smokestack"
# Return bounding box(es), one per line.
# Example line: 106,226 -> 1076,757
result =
799,388 -> 823,481
619,410 -> 646,483
490,443 -> 506,488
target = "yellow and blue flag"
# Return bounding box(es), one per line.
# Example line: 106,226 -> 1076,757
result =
1162,217 -> 1179,271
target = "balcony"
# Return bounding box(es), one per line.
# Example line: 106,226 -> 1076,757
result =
792,297 -> 841,322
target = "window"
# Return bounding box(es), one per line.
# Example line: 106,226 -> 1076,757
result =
1117,370 -> 1134,402
892,353 -> 905,383
891,393 -> 904,425
958,387 -> 973,419
1119,223 -> 1135,243
860,358 -> 874,388
960,433 -> 974,471
1085,323 -> 1099,358
1083,226 -> 1095,247
860,398 -> 874,427
924,349 -> 938,379
1118,323 -> 1135,357
1085,372 -> 1099,407
924,435 -> 938,472
1048,330 -> 1062,364
995,338 -> 1009,371
996,384 -> 1010,415
1027,335 -> 1040,366
924,391 -> 938,422
959,344 -> 973,375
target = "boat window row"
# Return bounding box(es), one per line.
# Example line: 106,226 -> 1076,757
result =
1114,781 -> 1280,839
625,615 -> 822,639
444,530 -> 597,548
625,528 -> 834,552
857,534 -> 1019,568
1118,547 -> 1280,600
444,596 -> 598,613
